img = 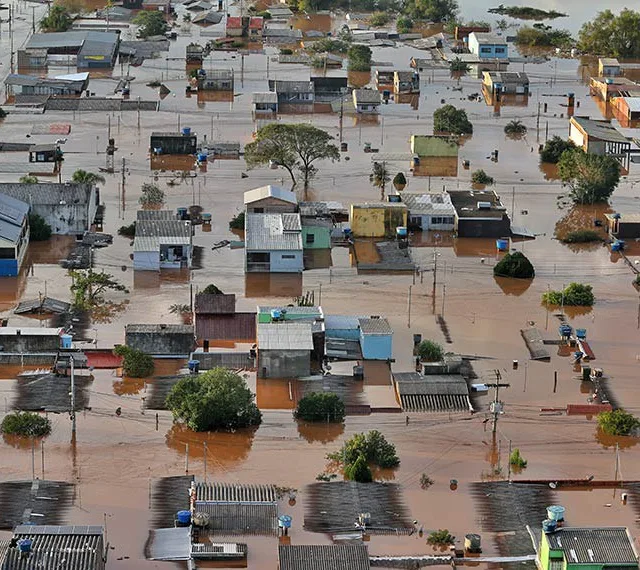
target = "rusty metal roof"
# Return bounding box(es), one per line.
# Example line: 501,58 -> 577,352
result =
194,293 -> 236,314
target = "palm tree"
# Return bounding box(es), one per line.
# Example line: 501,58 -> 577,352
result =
504,120 -> 527,136
370,161 -> 390,198
72,169 -> 106,185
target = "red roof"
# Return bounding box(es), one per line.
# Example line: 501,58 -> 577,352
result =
249,16 -> 263,29
226,16 -> 242,28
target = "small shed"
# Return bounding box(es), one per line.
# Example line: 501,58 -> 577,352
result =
599,57 -> 621,77
358,317 -> 392,360
29,144 -> 59,163
150,131 -> 197,155
279,545 -> 370,570
125,324 -> 195,356
244,185 -> 297,214
252,92 -> 278,116
257,321 -> 314,378
393,372 -> 471,412
605,213 -> 640,239
0,327 -> 63,353
410,135 -> 459,177
353,88 -> 381,114
301,218 -> 332,249
482,71 -> 529,96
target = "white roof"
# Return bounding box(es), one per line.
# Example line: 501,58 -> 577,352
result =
0,327 -> 63,336
621,97 -> 640,112
470,32 -> 507,44
257,322 -> 313,350
133,235 -> 190,251
401,192 -> 455,215
244,185 -> 297,206
245,213 -> 302,251
54,72 -> 89,81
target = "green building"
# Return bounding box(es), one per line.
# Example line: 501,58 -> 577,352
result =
539,527 -> 639,570
301,218 -> 332,250
257,305 -> 323,324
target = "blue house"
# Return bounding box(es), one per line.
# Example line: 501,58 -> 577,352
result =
359,317 -> 392,360
468,32 -> 508,59
325,315 -> 362,340
0,192 -> 30,277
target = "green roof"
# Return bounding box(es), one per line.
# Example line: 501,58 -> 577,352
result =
410,135 -> 459,157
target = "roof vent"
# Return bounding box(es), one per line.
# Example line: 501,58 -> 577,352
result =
477,201 -> 492,210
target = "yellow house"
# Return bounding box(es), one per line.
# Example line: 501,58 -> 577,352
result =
350,203 -> 408,237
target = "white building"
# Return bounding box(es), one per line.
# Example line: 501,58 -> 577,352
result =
133,211 -> 193,271
401,192 -> 456,231
245,213 -> 303,273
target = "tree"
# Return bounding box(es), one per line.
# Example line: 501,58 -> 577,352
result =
229,211 -> 245,231
540,136 -> 575,163
396,15 -> 413,33
562,230 -> 602,243
69,269 -> 129,310
427,529 -> 455,547
19,175 -> 38,183
493,251 -> 535,279
393,172 -> 407,191
597,409 -> 640,436
504,120 -> 527,136
515,25 -> 573,48
509,448 -> 528,468
1,412 -> 51,437
202,284 -> 223,294
29,214 -> 52,241
404,0 -> 457,22
327,430 -> 400,468
347,44 -> 372,71
0,108 -> 6,119
558,149 -> 621,204
433,104 -> 472,134
308,38 -> 349,53
370,162 -> 390,195
244,123 -> 339,189
449,58 -> 470,73
417,340 -> 443,362
72,169 -> 106,185
369,11 -> 390,26
166,368 -> 262,431
139,182 -> 165,206
295,392 -> 345,422
40,4 -> 72,31
471,169 -> 494,185
114,345 -> 155,378
542,283 -> 594,306
132,10 -> 168,38
118,221 -> 136,238
344,454 -> 373,482
578,9 -> 640,58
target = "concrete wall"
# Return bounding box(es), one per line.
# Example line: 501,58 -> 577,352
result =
133,250 -> 160,271
456,216 -> 511,238
30,189 -> 98,235
125,331 -> 195,355
302,225 -> 331,249
359,332 -> 392,360
0,334 -> 61,352
258,349 -> 310,378
246,197 -> 296,214
350,207 -> 407,237
408,214 -> 455,231
270,250 -> 304,273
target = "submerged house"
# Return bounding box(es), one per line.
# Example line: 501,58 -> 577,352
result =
482,71 -> 529,97
393,371 -> 471,412
358,317 -> 392,360
0,192 -> 30,277
257,321 -> 314,378
133,214 -> 193,271
244,185 -> 297,214
244,213 -> 303,273
25,31 -> 120,69
150,131 -> 198,155
251,92 -> 278,117
353,89 -> 381,114
5,72 -> 89,96
569,116 -> 631,171
589,77 -> 640,102
605,213 -> 640,239
394,71 -> 419,94
448,189 -> 510,238
198,69 -> 234,91
125,324 -> 195,356
611,96 -> 640,127
268,80 -> 315,113
349,203 -> 407,237
410,135 -> 459,177
401,192 -> 455,232
194,293 -> 256,344
0,327 -> 64,352
468,32 -> 508,59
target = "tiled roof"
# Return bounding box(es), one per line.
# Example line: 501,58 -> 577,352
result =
358,317 -> 392,335
279,545 -> 370,570
195,293 -> 236,314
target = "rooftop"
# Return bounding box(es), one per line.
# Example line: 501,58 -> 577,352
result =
257,322 -> 314,350
544,527 -> 638,564
195,293 -> 236,314
618,97 -> 640,112
245,213 -> 303,251
252,92 -> 278,104
358,317 -> 392,335
279,545 -> 370,570
410,135 -> 459,157
258,305 -> 322,316
351,202 -> 407,210
353,88 -> 381,104
400,192 -> 455,215
0,192 -> 29,244
134,219 -> 192,239
605,213 -> 640,223
393,372 -> 471,412
269,80 -> 314,94
395,70 -> 416,80
5,73 -> 88,88
226,16 -> 242,27
192,11 -> 224,25
244,185 -> 297,206
125,324 -> 194,335
600,58 -> 620,66
485,71 -> 529,84
136,210 -> 176,221
0,327 -> 63,336
299,201 -> 347,217
571,116 -> 630,144
469,31 -> 507,44
249,16 -> 264,28
448,190 -> 507,219
0,182 -> 94,206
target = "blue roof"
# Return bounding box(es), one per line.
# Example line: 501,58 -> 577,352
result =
0,192 -> 29,244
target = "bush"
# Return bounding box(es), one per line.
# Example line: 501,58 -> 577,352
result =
229,211 -> 245,230
295,392 -> 345,422
509,448 -> 527,468
515,25 -> 573,48
393,172 -> 407,190
308,38 -> 349,54
493,251 -> 535,279
202,283 -> 223,294
471,169 -> 494,185
280,47 -> 293,55
433,104 -> 473,134
542,282 -> 594,306
427,529 -> 455,547
562,230 -> 602,243
420,474 -> 434,489
396,15 -> 413,33
449,58 -> 470,73
29,214 -> 52,241
597,409 -> 640,436
118,221 -> 136,238
114,345 -> 155,378
344,454 -> 373,482
347,44 -> 372,71
369,11 -> 390,26
540,136 -> 575,163
19,175 -> 37,183
1,412 -> 51,437
417,340 -> 444,362
327,430 -> 399,468
504,120 -> 527,135
166,367 -> 262,431
133,10 -> 168,38
139,183 -> 165,207
0,107 -> 6,119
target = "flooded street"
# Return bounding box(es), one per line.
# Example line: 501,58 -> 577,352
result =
0,0 -> 640,567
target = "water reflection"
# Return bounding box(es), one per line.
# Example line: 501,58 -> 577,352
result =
554,203 -> 611,252
296,420 -> 344,444
245,273 -> 302,298
539,162 -> 561,181
493,275 -> 533,296
2,433 -> 46,450
113,377 -> 146,396
28,236 -> 76,264
595,427 -> 639,450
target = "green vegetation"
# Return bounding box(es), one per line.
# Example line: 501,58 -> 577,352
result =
558,149 -> 621,204
71,169 -> 106,185
369,11 -> 390,26
347,44 -> 372,71
427,529 -> 455,547
295,392 -> 346,422
393,172 -> 407,190
420,474 -> 434,489
40,5 -> 72,32
540,136 -> 575,164
370,162 -> 390,194
344,454 -> 373,482
515,24 -> 573,48
597,409 -> 640,436
579,9 -> 640,58
449,58 -> 470,73
139,182 -> 165,207
202,284 -> 223,294
542,283 -> 594,306
287,0 -> 398,15
562,230 -> 602,244
169,303 -> 191,315
0,108 -> 6,119
229,211 -> 245,231
493,251 -> 535,279
245,123 -> 339,189
69,269 -> 129,310
417,340 -> 444,362
19,175 -> 38,183
504,119 -> 527,136
307,38 -> 350,53
280,47 -> 293,55
29,214 -> 52,241
403,0 -> 458,23
509,448 -> 528,468
133,10 -> 168,38
433,104 -> 473,134
166,368 -> 262,431
118,221 -> 136,238
114,345 -> 155,378
488,5 -> 567,20
316,472 -> 338,481
1,412 -> 51,437
396,15 -> 413,33
471,169 -> 494,186
327,430 -> 400,468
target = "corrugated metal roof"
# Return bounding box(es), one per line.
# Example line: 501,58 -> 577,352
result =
195,482 -> 278,502
400,193 -> 455,216
252,92 -> 278,103
571,117 -> 629,144
279,545 -> 370,570
146,527 -> 191,561
358,317 -> 392,335
26,31 -> 88,49
258,305 -> 321,316
0,327 -> 62,336
190,350 -> 255,368
545,528 -> 638,564
136,210 -> 175,221
125,324 -> 194,334
393,373 -> 469,395
135,219 -> 192,239
621,97 -> 640,112
269,80 -> 313,94
0,183 -> 93,206
282,213 -> 301,231
0,192 -> 28,243
195,293 -> 237,314
257,322 -> 313,350
243,185 -> 297,205
353,88 -> 381,104
325,315 -> 362,330
245,213 -> 302,251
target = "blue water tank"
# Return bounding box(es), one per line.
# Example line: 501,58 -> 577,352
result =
182,127 -> 191,136
413,157 -> 420,167
177,510 -> 191,525
271,309 -> 282,321
202,213 -> 212,222
18,539 -> 32,553
61,334 -> 72,349
559,324 -> 572,336
496,238 -> 509,251
197,153 -> 208,162
547,505 -> 565,521
396,226 -> 408,237
575,328 -> 587,340
278,515 -> 292,529
542,519 -> 557,533
188,360 -> 200,374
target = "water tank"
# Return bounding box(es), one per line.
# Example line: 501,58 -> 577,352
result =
353,365 -> 364,380
559,324 -> 572,337
464,533 -> 481,552
177,207 -> 188,220
271,309 -> 282,321
202,213 -> 212,222
542,519 -> 558,533
547,505 -> 565,521
182,127 -> 192,136
60,334 -> 72,349
413,157 -> 420,167
396,226 -> 408,238
197,152 -> 208,162
18,539 -> 32,554
278,515 -> 292,529
575,328 -> 586,339
496,238 -> 509,251
341,142 -> 348,152
187,360 -> 200,374
176,510 -> 191,526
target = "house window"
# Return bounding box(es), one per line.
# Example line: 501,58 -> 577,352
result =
495,47 -> 506,54
253,207 -> 264,213
282,254 -> 296,259
306,233 -> 315,244
480,47 -> 492,54
431,216 -> 454,225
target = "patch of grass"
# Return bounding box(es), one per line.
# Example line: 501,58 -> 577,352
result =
561,230 -> 602,243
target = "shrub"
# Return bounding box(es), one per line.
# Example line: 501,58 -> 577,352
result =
295,392 -> 345,422
1,412 -> 51,437
29,214 -> 52,241
509,448 -> 528,468
562,230 -> 602,243
417,340 -> 444,362
471,169 -> 494,185
327,430 -> 400,468
114,345 -> 155,378
504,120 -> 527,135
369,11 -> 390,26
344,454 -> 373,482
19,175 -> 38,183
139,183 -> 165,207
280,47 -> 293,55
166,367 -> 262,431
449,58 -> 470,73
420,474 -> 434,489
493,251 -> 535,279
308,38 -> 349,54
202,283 -> 223,294
597,409 -> 640,436
229,211 -> 245,230
540,136 -> 575,163
0,107 -> 6,119
393,172 -> 407,189
542,282 -> 594,306
347,44 -> 372,71
396,15 -> 413,33
427,529 -> 455,547
118,221 -> 136,238
433,104 -> 473,134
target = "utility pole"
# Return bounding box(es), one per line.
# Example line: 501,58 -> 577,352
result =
121,157 -> 126,214
407,285 -> 412,328
486,370 -> 510,435
185,443 -> 189,473
507,439 -> 512,482
31,6 -> 35,33
614,442 -> 620,482
107,114 -> 111,140
31,437 -> 35,480
536,101 -> 540,142
441,283 -> 446,317
432,249 -> 438,299
203,441 -> 207,482
339,93 -> 344,144
70,355 -> 76,435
